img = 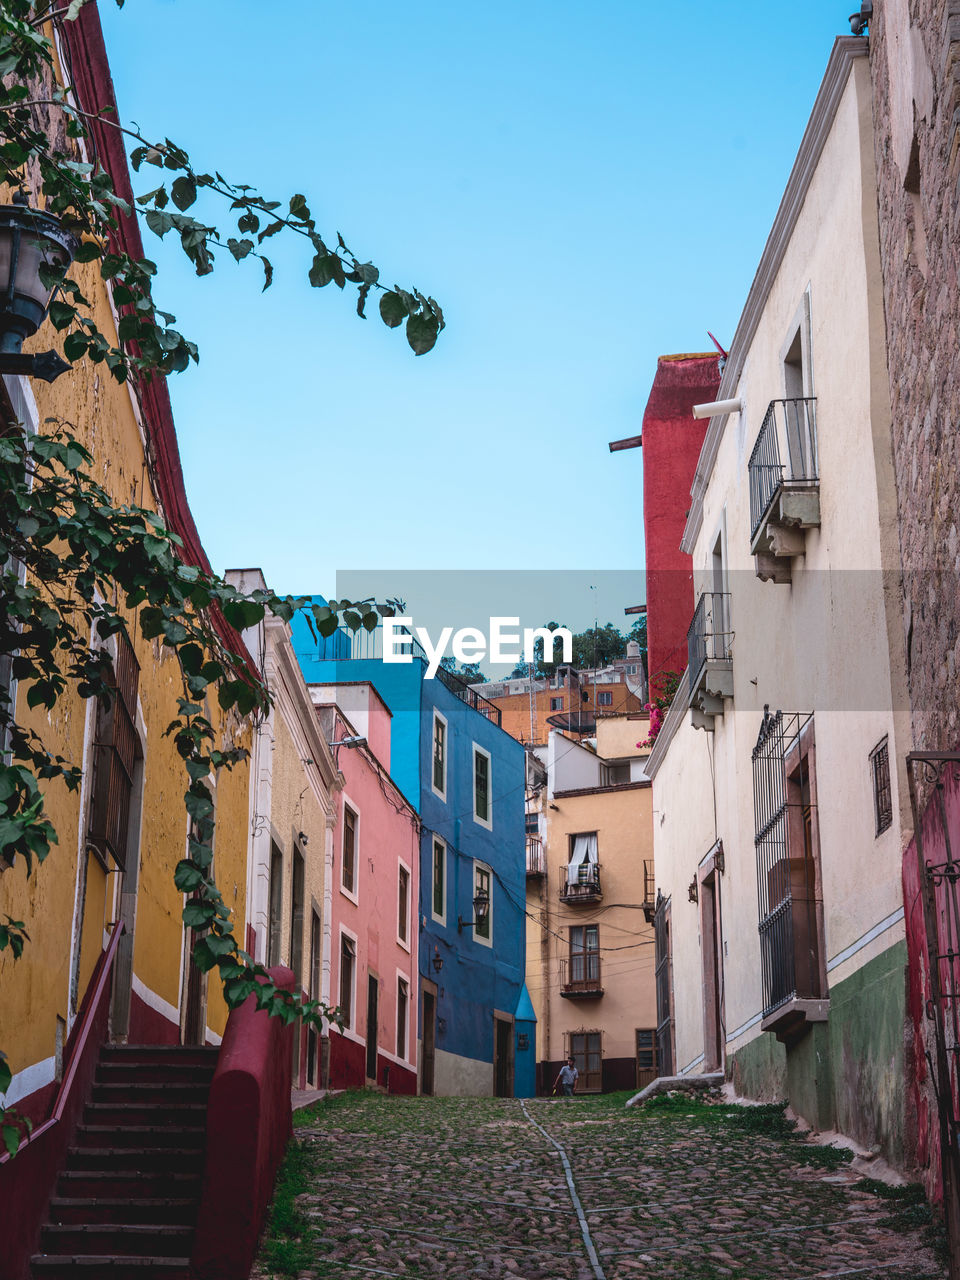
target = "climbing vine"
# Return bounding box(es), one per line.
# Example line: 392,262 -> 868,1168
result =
0,0 -> 436,1153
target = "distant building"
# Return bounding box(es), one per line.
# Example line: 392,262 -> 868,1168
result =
639,353 -> 720,690
473,652 -> 647,747
293,616 -> 534,1096
311,683 -> 420,1094
525,715 -> 657,1093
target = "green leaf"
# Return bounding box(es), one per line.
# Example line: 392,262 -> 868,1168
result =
174,860 -> 204,892
222,598 -> 264,631
309,253 -> 335,288
182,900 -> 215,929
379,291 -> 406,329
2,1124 -> 20,1158
171,176 -> 198,210
0,1055 -> 10,1095
406,314 -> 439,356
228,238 -> 254,262
144,209 -> 174,238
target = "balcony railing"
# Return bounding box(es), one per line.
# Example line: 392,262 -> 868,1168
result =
559,865 -> 602,903
526,836 -> 544,876
559,954 -> 603,997
748,398 -> 818,539
687,592 -> 732,696
642,858 -> 656,923
434,664 -> 502,726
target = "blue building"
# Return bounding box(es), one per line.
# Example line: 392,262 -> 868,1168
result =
292,612 -> 535,1096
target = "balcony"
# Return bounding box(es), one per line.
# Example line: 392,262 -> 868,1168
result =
687,592 -> 733,730
559,865 -> 602,904
748,398 -> 819,584
559,954 -> 603,998
526,836 -> 544,877
642,859 -> 656,924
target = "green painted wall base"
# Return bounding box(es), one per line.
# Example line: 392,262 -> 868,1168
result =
729,939 -> 907,1165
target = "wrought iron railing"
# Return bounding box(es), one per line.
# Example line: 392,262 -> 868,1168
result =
748,397 -> 818,539
559,953 -> 602,995
687,592 -> 732,698
642,859 -> 655,910
559,865 -> 602,902
526,836 -> 544,876
434,664 -> 502,726
654,894 -> 674,1076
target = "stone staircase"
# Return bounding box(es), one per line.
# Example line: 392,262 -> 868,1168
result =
31,1044 -> 218,1280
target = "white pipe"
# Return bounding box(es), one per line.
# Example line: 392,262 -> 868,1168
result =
692,397 -> 742,419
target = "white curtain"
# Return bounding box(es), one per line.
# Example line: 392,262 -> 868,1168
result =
567,833 -> 598,886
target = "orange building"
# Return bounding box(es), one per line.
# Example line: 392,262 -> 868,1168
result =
473,655 -> 646,747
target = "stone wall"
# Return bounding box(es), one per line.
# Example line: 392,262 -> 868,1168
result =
868,0 -> 960,752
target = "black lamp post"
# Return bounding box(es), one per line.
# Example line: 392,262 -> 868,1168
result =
0,193 -> 78,383
458,887 -> 490,934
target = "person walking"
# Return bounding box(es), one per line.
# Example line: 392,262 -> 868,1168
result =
554,1056 -> 579,1097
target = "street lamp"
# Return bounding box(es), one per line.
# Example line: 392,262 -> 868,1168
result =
0,193 -> 77,382
431,946 -> 444,974
458,887 -> 490,934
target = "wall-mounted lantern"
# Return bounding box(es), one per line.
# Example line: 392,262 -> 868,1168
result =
431,946 -> 444,974
688,877 -> 699,904
0,193 -> 77,383
458,887 -> 490,934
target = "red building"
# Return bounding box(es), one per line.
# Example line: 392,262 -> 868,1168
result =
640,353 -> 720,691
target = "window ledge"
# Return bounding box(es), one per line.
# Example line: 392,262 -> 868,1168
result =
761,996 -> 829,1044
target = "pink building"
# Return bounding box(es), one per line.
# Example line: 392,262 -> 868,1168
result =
311,683 -> 420,1094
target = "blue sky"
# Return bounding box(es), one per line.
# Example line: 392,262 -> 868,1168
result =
100,1 -> 853,635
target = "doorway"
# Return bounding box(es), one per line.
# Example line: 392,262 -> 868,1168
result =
366,975 -> 379,1081
699,858 -> 725,1072
493,1014 -> 514,1097
421,985 -> 436,1096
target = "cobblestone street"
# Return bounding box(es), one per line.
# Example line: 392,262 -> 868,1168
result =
254,1091 -> 947,1280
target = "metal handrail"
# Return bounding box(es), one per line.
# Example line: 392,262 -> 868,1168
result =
687,592 -> 733,697
559,954 -> 603,992
559,864 -> 602,901
748,397 -> 818,538
434,664 -> 502,726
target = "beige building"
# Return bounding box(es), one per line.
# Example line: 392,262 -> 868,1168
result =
645,39 -> 912,1164
226,569 -> 340,1091
526,715 -> 657,1092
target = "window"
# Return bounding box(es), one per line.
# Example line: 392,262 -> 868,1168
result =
636,1028 -> 657,1072
339,934 -> 356,1029
597,689 -> 613,707
474,862 -> 492,944
871,737 -> 892,836
568,1030 -> 602,1092
432,712 -> 447,799
267,842 -> 283,968
566,832 -> 599,887
473,745 -> 492,828
525,811 -> 539,835
397,978 -> 408,1059
290,850 -> 305,988
342,805 -> 357,895
432,838 -> 446,923
398,864 -> 410,944
87,631 -> 141,867
550,697 -> 563,711
569,924 -> 600,985
600,762 -> 630,787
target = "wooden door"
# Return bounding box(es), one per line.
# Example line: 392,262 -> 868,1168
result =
366,976 -> 379,1081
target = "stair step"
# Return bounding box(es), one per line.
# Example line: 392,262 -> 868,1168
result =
49,1199 -> 197,1226
84,1103 -> 207,1127
75,1124 -> 204,1149
101,1044 -> 218,1060
31,1255 -> 190,1279
57,1172 -> 201,1200
65,1147 -> 204,1173
92,1082 -> 210,1105
96,1062 -> 216,1085
40,1224 -> 192,1258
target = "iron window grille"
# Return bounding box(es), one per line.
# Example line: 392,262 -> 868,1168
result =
687,591 -> 733,699
87,631 -> 141,867
339,935 -> 355,1028
752,707 -> 820,1018
870,737 -> 893,836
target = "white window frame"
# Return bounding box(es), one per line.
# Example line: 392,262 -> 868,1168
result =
396,856 -> 412,951
431,836 -> 447,926
431,710 -> 448,802
472,860 -> 493,948
472,744 -> 492,830
340,796 -> 360,905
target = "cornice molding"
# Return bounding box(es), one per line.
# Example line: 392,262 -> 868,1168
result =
680,37 -> 869,555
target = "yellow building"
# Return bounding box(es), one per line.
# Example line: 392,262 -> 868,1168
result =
0,23 -> 261,1120
526,715 -> 657,1092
